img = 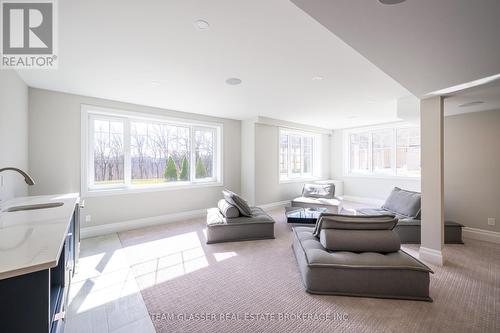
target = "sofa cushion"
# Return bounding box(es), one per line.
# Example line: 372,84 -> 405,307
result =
226,207 -> 275,224
319,229 -> 401,253
292,196 -> 341,207
291,196 -> 342,214
302,183 -> 335,199
222,190 -> 252,217
382,187 -> 421,219
206,207 -> 274,226
217,199 -> 240,218
357,207 -> 408,220
313,214 -> 398,237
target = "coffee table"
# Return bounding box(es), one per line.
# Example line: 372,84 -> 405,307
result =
285,206 -> 327,224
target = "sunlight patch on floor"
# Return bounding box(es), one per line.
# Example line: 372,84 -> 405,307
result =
213,251 -> 237,262
65,234 -> 155,332
121,231 -> 210,289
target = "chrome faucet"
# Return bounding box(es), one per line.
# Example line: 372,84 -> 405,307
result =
0,167 -> 35,185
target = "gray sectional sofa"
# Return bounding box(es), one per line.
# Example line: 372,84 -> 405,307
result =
205,190 -> 275,244
357,187 -> 463,244
292,214 -> 433,301
291,182 -> 343,213
206,207 -> 275,244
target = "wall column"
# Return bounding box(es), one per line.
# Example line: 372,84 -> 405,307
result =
419,96 -> 445,266
240,119 -> 256,205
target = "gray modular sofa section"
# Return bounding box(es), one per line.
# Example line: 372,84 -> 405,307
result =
358,208 -> 463,244
357,187 -> 463,244
292,226 -> 433,301
206,207 -> 275,244
291,182 -> 343,213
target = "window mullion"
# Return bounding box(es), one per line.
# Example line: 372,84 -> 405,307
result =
190,126 -> 195,182
287,135 -> 291,179
300,136 -> 304,177
312,137 -> 315,177
212,128 -> 217,181
392,129 -> 397,176
88,115 -> 95,187
369,132 -> 373,174
124,119 -> 131,186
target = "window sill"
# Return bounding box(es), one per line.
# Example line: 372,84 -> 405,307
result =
342,174 -> 420,181
279,177 -> 321,184
83,181 -> 224,197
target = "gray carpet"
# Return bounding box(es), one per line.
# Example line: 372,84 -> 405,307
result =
118,209 -> 499,333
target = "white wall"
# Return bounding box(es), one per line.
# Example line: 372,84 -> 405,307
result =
0,70 -> 29,201
444,110 -> 500,232
330,129 -> 420,203
254,121 -> 331,205
240,119 -> 256,205
28,88 -> 241,227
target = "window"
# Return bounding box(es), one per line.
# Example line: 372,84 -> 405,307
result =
346,125 -> 420,178
396,127 -> 421,177
82,106 -> 222,194
372,129 -> 393,175
349,132 -> 369,174
279,129 -> 321,181
93,118 -> 124,185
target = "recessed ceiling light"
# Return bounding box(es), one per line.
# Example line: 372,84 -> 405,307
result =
225,77 -> 242,85
312,76 -> 324,81
194,19 -> 210,30
458,101 -> 484,108
348,115 -> 358,119
379,0 -> 406,4
151,81 -> 161,86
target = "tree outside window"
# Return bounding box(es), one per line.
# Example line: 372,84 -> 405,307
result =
86,108 -> 221,191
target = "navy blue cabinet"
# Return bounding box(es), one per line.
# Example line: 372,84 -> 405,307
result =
0,204 -> 80,333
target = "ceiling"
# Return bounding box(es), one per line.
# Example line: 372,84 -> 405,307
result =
291,0 -> 500,98
17,0 -> 500,129
445,80 -> 500,116
17,0 -> 411,129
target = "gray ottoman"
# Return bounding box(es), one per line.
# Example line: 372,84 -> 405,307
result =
206,207 -> 275,244
396,219 -> 464,244
292,226 -> 433,301
358,208 -> 464,244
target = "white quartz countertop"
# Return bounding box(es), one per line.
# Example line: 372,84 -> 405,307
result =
0,193 -> 79,280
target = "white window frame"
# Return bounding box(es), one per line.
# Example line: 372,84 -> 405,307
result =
81,105 -> 223,197
278,128 -> 321,183
343,123 -> 421,180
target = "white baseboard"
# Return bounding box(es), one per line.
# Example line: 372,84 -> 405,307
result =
342,195 -> 385,207
258,200 -> 291,211
81,208 -> 206,239
419,246 -> 444,266
462,227 -> 500,244
81,200 -> 291,239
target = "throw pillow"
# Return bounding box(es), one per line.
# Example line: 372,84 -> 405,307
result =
217,199 -> 240,218
222,190 -> 252,217
382,187 -> 421,219
302,183 -> 335,199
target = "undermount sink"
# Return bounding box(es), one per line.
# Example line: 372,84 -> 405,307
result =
4,202 -> 64,212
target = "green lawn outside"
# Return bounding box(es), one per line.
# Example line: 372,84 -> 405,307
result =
131,178 -> 169,185
95,178 -> 179,186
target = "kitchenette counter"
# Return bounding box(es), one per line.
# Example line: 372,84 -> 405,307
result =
0,193 -> 80,280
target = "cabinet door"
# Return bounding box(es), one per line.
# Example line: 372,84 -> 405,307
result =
67,214 -> 75,275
